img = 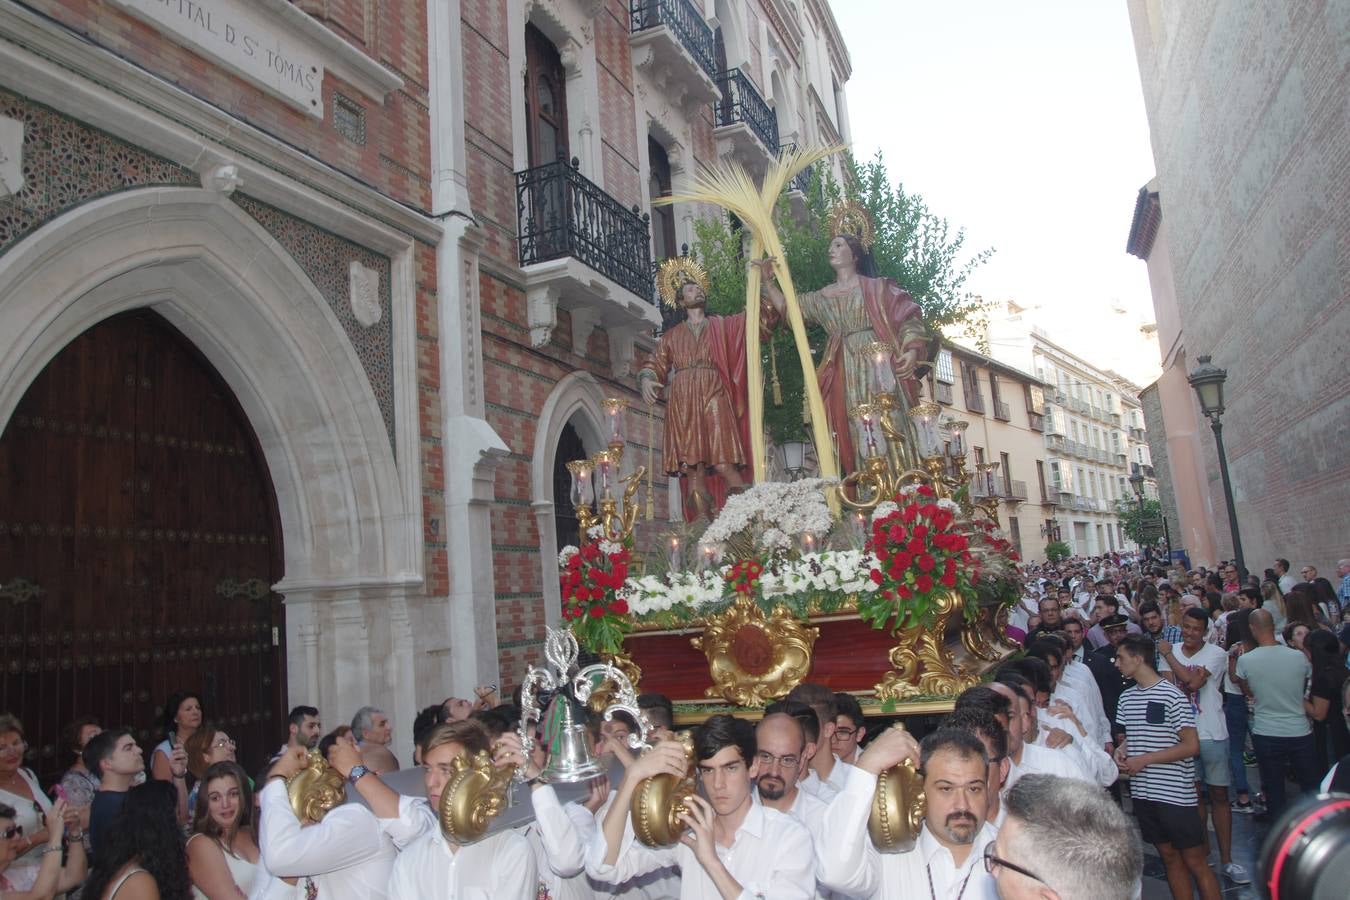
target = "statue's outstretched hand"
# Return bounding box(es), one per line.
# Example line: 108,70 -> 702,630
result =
640,377 -> 660,406
894,347 -> 919,379
749,257 -> 778,282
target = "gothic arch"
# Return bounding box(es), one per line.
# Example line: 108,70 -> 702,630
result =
0,187 -> 423,750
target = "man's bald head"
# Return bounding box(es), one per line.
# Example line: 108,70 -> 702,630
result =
1249,608 -> 1274,636
756,712 -> 806,751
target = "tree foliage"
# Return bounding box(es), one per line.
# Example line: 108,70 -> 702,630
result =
687,152 -> 993,442
1044,540 -> 1072,563
1114,497 -> 1164,546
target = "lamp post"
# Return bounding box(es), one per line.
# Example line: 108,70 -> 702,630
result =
1188,355 -> 1245,577
1128,468 -> 1147,555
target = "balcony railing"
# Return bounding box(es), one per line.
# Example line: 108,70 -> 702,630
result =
780,142 -> 813,194
1002,480 -> 1029,502
517,157 -> 654,302
934,381 -> 954,405
964,389 -> 986,415
715,69 -> 778,152
1040,486 -> 1059,505
1028,411 -> 1045,432
630,0 -> 718,83
994,400 -> 1011,421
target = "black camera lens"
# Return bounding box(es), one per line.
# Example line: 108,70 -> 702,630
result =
1258,793 -> 1350,900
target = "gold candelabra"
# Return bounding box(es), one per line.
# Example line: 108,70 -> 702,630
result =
566,399 -> 647,545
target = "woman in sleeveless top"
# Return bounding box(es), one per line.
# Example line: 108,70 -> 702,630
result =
185,762 -> 259,899
151,694 -> 203,788
0,715 -> 54,890
82,782 -> 192,900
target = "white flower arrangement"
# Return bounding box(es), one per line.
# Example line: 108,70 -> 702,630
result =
701,478 -> 835,552
619,570 -> 727,616
872,501 -> 899,522
558,545 -> 579,567
598,539 -> 623,556
759,550 -> 882,598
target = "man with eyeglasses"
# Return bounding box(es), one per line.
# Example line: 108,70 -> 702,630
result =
817,725 -> 997,899
988,773 -> 1142,900
831,693 -> 867,764
752,711 -> 830,897
589,714 -> 814,898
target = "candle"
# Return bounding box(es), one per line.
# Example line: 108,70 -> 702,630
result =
602,397 -> 627,449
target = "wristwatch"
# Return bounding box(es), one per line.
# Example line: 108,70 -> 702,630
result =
347,764 -> 372,785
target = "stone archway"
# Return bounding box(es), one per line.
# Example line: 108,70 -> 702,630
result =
532,372 -> 611,626
0,188 -> 422,757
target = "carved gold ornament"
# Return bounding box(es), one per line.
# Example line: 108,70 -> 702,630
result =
826,199 -> 875,249
438,749 -> 515,844
869,737 -> 926,852
692,595 -> 819,707
874,589 -> 980,702
286,750 -> 346,824
655,256 -> 711,309
631,734 -> 696,848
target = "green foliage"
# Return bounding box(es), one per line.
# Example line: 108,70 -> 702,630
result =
1115,497 -> 1164,546
1044,540 -> 1072,563
690,152 -> 993,443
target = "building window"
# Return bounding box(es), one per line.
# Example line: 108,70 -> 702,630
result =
648,136 -> 677,262
962,363 -> 985,413
525,25 -> 568,167
333,94 -> 366,144
936,349 -> 955,383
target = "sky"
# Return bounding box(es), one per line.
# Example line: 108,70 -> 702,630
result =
831,0 -> 1163,384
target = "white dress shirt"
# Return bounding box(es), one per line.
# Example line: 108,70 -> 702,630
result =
753,787 -> 831,899
252,778 -> 397,900
381,794 -> 538,899
521,785 -> 598,900
798,755 -> 854,803
587,798 -> 814,900
1004,740 -> 1091,793
1032,712 -> 1117,788
816,765 -> 997,899
1050,668 -> 1111,750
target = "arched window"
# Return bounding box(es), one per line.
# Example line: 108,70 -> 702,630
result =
552,421 -> 587,550
648,136 -> 676,262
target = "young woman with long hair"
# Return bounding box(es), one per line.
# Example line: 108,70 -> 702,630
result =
185,762 -> 258,899
1284,585 -> 1327,630
1222,609 -> 1259,814
82,781 -> 192,900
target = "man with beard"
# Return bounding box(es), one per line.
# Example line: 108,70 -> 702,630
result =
944,707 -> 1010,829
817,726 -> 997,899
753,711 -> 830,898
590,714 -> 814,898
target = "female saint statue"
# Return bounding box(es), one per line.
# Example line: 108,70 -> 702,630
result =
756,201 -> 938,474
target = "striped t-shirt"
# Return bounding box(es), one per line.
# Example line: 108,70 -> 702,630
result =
1117,678 -> 1197,804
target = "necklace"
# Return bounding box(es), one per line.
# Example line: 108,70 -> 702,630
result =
926,857 -> 975,900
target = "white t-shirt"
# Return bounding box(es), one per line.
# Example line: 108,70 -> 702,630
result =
1160,642 -> 1229,742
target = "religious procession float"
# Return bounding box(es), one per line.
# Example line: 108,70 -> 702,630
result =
273,148 -> 1024,854
554,145 -> 1024,721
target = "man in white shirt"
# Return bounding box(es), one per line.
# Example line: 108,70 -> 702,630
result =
786,684 -> 854,801
751,710 -> 830,898
589,714 -> 815,899
988,677 -> 1090,790
816,725 -> 997,899
831,694 -> 867,766
1274,558 -> 1296,594
989,774 -> 1143,900
943,707 -> 1010,829
254,732 -> 397,900
1159,608 -> 1251,885
333,718 -> 538,898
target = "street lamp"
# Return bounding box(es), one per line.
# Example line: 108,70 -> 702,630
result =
1128,468 -> 1147,554
1188,354 -> 1245,577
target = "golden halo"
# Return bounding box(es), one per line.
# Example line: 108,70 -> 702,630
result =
826,199 -> 875,250
656,256 -> 711,310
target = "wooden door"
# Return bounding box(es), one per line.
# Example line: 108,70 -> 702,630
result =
0,311 -> 285,783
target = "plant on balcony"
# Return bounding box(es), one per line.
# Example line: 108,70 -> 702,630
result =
558,534 -> 633,655
692,152 -> 993,444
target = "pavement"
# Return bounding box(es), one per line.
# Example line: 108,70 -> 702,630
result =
1137,803 -> 1267,899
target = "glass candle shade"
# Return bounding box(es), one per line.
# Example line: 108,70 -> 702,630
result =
695,541 -> 724,573
851,402 -> 882,459
798,531 -> 822,556
908,401 -> 943,459
566,459 -> 595,509
865,341 -> 897,395
601,397 -> 627,448
665,535 -> 683,573
593,450 -> 618,501
946,420 -> 969,458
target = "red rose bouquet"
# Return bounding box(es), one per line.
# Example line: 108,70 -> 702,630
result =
860,484 -> 977,631
724,558 -> 764,596
559,540 -> 632,655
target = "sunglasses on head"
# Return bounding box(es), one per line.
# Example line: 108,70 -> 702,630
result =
2,824 -> 22,840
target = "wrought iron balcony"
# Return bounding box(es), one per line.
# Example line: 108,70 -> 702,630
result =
1028,411 -> 1045,432
994,400 -> 1011,421
1040,486 -> 1059,505
714,69 -> 778,154
630,0 -> 718,83
780,142 -> 813,194
515,157 -> 660,365
517,157 -> 654,301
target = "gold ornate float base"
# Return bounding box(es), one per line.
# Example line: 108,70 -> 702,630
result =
692,595 -> 819,708
875,590 -> 984,702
